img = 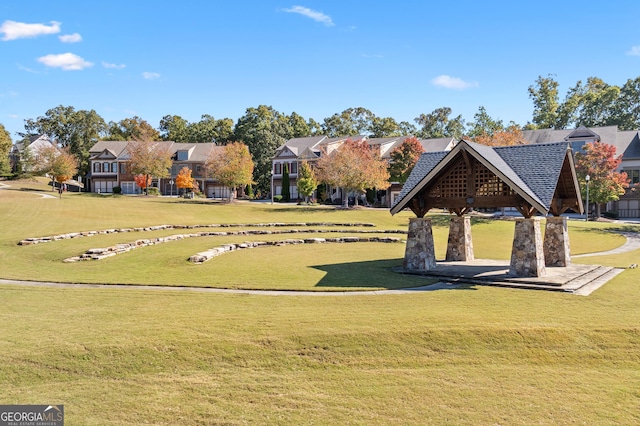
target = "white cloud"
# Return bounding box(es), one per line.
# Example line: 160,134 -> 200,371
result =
8,114 -> 19,119
142,71 -> 160,80
1,20 -> 61,41
102,61 -> 126,69
431,75 -> 478,90
59,33 -> 82,43
18,64 -> 38,73
626,46 -> 640,56
283,6 -> 334,26
37,53 -> 93,70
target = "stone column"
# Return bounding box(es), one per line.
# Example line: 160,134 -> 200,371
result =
543,216 -> 571,267
446,215 -> 474,261
509,218 -> 546,277
403,217 -> 437,271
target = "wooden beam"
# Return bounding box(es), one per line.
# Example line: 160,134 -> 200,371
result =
424,195 -> 522,209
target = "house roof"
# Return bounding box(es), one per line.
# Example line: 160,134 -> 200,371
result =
390,140 -> 582,217
88,140 -> 219,162
419,137 -> 456,152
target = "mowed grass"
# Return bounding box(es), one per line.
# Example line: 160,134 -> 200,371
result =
1,178 -> 639,424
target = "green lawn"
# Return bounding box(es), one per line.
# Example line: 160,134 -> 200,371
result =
1,178 -> 639,425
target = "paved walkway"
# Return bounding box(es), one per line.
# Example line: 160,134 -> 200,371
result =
0,181 -> 57,198
572,231 -> 640,258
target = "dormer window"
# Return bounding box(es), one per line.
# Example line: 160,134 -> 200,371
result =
176,151 -> 188,161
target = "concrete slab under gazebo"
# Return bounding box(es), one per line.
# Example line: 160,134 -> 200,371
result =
390,140 -> 584,278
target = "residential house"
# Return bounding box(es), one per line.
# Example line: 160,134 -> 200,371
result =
87,141 -> 229,197
9,135 -> 57,173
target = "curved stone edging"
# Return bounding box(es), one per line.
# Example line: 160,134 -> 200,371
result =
189,236 -> 403,264
18,222 -> 378,246
62,229 -> 406,262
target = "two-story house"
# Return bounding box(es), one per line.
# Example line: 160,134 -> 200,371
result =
87,141 -> 229,197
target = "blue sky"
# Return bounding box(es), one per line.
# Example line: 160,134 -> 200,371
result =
2,0 -> 640,141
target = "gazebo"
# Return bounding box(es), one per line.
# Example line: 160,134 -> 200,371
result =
390,140 -> 584,277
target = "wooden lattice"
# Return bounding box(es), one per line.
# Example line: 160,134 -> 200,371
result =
474,163 -> 515,197
429,159 -> 467,198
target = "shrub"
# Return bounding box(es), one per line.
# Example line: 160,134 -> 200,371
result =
603,211 -> 619,219
273,195 -> 283,202
147,187 -> 160,196
112,186 -> 122,194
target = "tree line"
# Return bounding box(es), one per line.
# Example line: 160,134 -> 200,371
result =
2,74 -> 640,195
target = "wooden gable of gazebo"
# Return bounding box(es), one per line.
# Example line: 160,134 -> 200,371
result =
390,140 -> 584,218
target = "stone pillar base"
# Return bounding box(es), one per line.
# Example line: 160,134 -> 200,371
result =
509,218 -> 546,277
544,216 -> 571,267
403,217 -> 436,271
446,215 -> 474,261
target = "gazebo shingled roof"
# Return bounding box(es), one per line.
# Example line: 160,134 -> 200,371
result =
390,140 -> 584,218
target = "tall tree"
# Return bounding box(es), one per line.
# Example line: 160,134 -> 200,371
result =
33,144 -> 61,190
289,112 -> 311,138
0,123 -> 12,176
467,106 -> 504,138
281,163 -> 290,202
105,116 -> 160,141
315,138 -> 390,208
234,105 -> 293,194
126,138 -> 172,195
614,77 -> 640,130
370,116 -> 403,138
159,115 -> 190,142
205,142 -> 254,202
528,74 -> 560,129
188,115 -> 234,144
388,136 -> 424,183
321,107 -> 375,137
575,141 -> 629,218
574,77 -> 620,127
22,105 -> 107,177
296,161 -> 318,203
414,107 -> 465,139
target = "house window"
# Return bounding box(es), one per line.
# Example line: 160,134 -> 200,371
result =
111,162 -> 117,173
176,151 -> 188,161
624,169 -> 640,185
196,165 -> 202,174
120,163 -> 127,174
290,162 -> 298,174
274,163 -> 281,174
93,162 -> 101,173
103,162 -> 109,173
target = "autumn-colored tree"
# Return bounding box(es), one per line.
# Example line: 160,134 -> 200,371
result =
315,138 -> 390,207
474,124 -> 527,146
388,136 -> 424,183
134,174 -> 152,191
51,147 -> 79,198
205,142 -> 254,202
575,141 -> 629,218
126,137 -> 172,195
33,145 -> 61,191
176,166 -> 197,194
297,161 -> 318,203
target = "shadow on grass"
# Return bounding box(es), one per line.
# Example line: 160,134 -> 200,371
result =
311,258 -> 474,291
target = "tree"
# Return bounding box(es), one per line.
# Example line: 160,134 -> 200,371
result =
281,163 -> 291,202
233,105 -> 294,194
159,115 -> 190,142
188,115 -> 235,144
205,142 -> 254,202
321,107 -> 375,137
22,105 -> 107,177
528,74 -> 560,129
134,174 -> 151,192
50,147 -> 78,198
388,136 -> 424,183
614,77 -> 640,130
32,145 -> 61,190
176,166 -> 197,195
126,137 -> 172,195
315,138 -> 390,208
414,107 -> 465,139
467,106 -> 503,138
474,124 -> 527,147
575,141 -> 629,218
0,123 -> 12,176
105,116 -> 160,141
297,161 -> 318,203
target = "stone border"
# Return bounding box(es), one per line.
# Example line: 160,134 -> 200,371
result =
18,222 -> 377,246
189,237 -> 403,264
61,228 -> 406,262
